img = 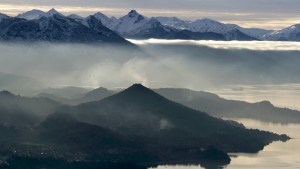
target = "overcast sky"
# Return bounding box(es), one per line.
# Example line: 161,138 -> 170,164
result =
0,0 -> 299,29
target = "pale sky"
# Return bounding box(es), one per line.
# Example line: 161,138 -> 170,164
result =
0,0 -> 299,30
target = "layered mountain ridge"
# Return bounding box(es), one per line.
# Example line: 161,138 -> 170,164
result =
17,8 -> 62,20
88,10 -> 256,41
0,9 -> 133,45
38,85 -> 300,124
0,84 -> 290,168
0,8 -> 299,41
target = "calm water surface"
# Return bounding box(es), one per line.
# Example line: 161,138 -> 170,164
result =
150,119 -> 300,169
152,84 -> 300,169
210,84 -> 300,111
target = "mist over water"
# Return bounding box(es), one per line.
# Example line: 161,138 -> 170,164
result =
1,40 -> 300,88
0,43 -> 143,89
0,40 -> 300,109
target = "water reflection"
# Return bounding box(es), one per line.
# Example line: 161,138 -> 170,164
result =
149,164 -> 214,169
210,84 -> 300,111
150,119 -> 300,169
227,118 -> 300,169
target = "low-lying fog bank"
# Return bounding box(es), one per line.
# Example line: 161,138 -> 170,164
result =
128,39 -> 300,51
0,40 -> 300,109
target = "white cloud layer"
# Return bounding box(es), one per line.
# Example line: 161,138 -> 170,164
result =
128,39 -> 300,51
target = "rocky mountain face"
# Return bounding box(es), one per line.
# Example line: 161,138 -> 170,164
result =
263,24 -> 300,41
0,11 -> 133,45
1,9 -> 299,43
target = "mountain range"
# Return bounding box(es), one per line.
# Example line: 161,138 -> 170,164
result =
0,72 -> 44,93
56,84 -> 288,145
0,9 -> 132,45
37,87 -> 114,105
155,88 -> 300,124
37,86 -> 300,124
0,90 -> 60,128
0,9 -> 299,42
263,24 -> 300,41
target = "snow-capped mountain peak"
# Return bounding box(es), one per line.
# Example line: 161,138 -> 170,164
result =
188,18 -> 238,33
0,12 -> 131,44
155,16 -> 272,39
47,8 -> 61,16
121,10 -> 146,22
8,8 -> 299,41
155,16 -> 238,34
264,24 -> 300,41
93,12 -> 113,23
128,10 -> 139,18
17,8 -> 63,20
110,16 -> 119,22
115,10 -> 149,35
68,14 -> 83,20
17,9 -> 46,20
94,12 -> 107,19
87,12 -> 119,30
194,18 -> 220,24
154,16 -> 188,29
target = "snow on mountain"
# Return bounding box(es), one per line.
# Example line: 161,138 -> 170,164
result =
92,12 -> 119,30
99,10 -> 253,40
6,8 -> 299,41
114,10 -> 149,35
47,8 -> 61,16
17,9 -> 46,20
85,11 -> 231,39
0,14 -> 132,45
83,15 -> 125,42
188,20 -> 271,39
154,17 -> 188,29
122,17 -> 229,41
111,10 -> 175,37
155,16 -> 272,39
17,8 -> 63,20
110,16 -> 119,23
263,24 -> 300,41
127,18 -> 172,38
188,18 -> 239,34
156,17 -> 236,33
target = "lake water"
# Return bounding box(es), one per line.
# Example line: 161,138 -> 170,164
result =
210,84 -> 300,111
150,118 -> 300,169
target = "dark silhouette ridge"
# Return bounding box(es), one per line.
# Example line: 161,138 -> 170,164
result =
0,84 -> 290,169
38,87 -> 115,105
0,91 -> 14,97
37,85 -> 300,124
58,84 -> 289,153
0,90 -> 61,128
154,88 -> 300,124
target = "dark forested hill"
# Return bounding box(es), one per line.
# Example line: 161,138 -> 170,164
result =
57,84 -> 288,153
155,88 -> 300,124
